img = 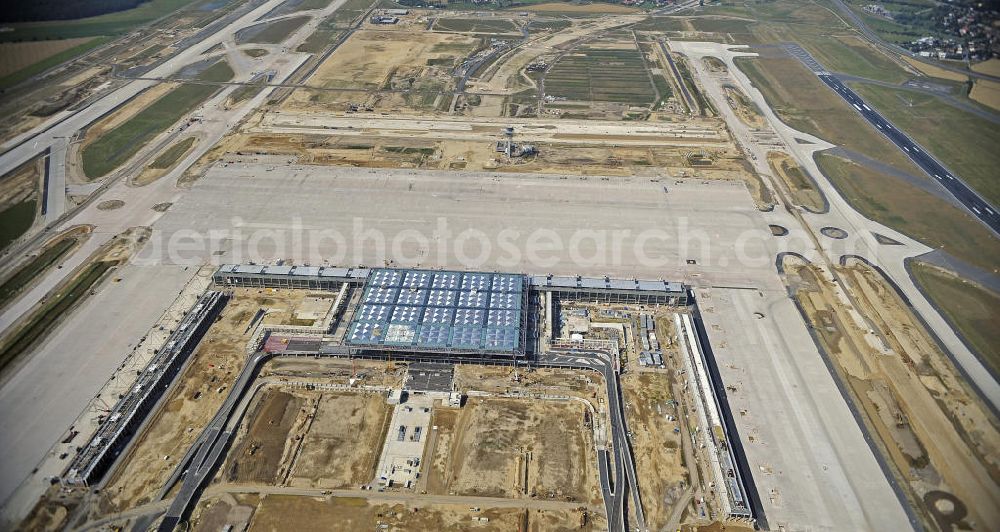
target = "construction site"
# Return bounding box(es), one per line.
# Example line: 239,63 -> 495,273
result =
32,264 -> 756,532
2,1 -> 998,532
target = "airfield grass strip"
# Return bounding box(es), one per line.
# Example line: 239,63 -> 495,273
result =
0,237 -> 78,310
0,260 -> 114,376
149,137 -> 197,169
82,82 -> 219,178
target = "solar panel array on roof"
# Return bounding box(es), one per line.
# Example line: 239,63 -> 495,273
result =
346,268 -> 526,354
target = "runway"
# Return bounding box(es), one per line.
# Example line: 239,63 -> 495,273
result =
818,74 -> 999,234
780,42 -> 999,234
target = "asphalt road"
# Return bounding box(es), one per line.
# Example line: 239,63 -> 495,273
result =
157,351 -> 272,531
818,74 -> 1000,234
538,349 -> 645,532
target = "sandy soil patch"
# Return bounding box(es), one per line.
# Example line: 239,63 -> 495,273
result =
620,371 -> 687,530
288,392 -> 392,488
299,30 -> 476,91
767,151 -> 823,211
246,495 -> 604,531
445,397 -> 599,503
785,257 -> 1000,530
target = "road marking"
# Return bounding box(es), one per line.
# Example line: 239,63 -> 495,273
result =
853,103 -> 862,111
973,206 -> 982,215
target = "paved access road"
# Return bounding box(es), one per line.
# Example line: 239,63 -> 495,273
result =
817,74 -> 1000,234
539,349 -> 645,532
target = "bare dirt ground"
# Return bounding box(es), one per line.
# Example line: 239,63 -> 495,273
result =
191,493 -> 257,532
285,29 -> 476,108
784,256 -> 1000,530
620,371 -> 687,530
453,365 -> 603,405
0,154 -> 42,213
288,391 -> 392,488
441,397 -> 600,505
212,130 -> 746,181
225,390 -> 304,484
246,494 -> 604,532
767,151 -> 823,211
722,85 -> 763,128
101,288 -> 304,511
260,357 -> 407,388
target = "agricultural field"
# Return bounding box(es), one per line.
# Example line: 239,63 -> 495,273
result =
0,0 -> 200,42
545,44 -> 657,106
688,16 -> 754,35
0,38 -> 97,78
433,17 -> 522,35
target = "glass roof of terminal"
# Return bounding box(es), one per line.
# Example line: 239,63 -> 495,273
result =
345,268 -> 526,354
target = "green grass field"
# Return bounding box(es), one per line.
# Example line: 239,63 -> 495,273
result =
82,81 -> 220,178
629,17 -> 687,32
816,153 -> 1000,272
848,83 -> 1000,205
546,47 -> 656,106
689,17 -> 754,34
911,262 -> 1000,376
798,34 -> 909,83
0,198 -> 36,252
196,59 -> 235,82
